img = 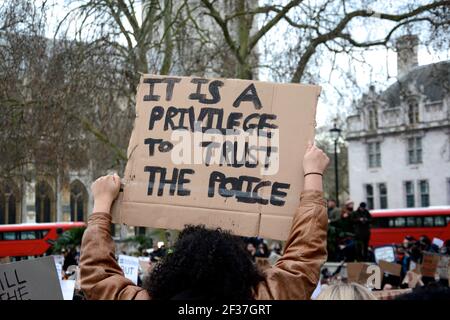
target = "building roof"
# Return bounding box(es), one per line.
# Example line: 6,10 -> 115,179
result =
382,60 -> 449,108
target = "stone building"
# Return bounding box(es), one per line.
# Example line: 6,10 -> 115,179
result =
346,35 -> 450,209
0,171 -> 92,225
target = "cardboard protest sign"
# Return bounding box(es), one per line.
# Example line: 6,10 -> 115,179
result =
0,256 -> 63,300
379,260 -> 402,277
0,257 -> 11,264
402,270 -> 423,288
118,255 -> 139,285
437,255 -> 449,280
347,262 -> 371,284
346,262 -> 364,282
112,75 -> 320,240
420,252 -> 440,278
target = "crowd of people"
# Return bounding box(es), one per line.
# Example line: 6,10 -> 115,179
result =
61,246 -> 80,277
326,197 -> 450,265
244,238 -> 283,265
58,232 -> 450,301
59,143 -> 450,301
319,205 -> 450,300
55,197 -> 450,301
327,199 -> 373,262
315,281 -> 450,300
397,234 -> 450,282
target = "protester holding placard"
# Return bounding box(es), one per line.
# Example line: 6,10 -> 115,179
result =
79,142 -> 329,300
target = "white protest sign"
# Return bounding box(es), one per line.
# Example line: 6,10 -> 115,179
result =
60,280 -> 75,300
0,256 -> 63,300
432,238 -> 444,248
374,246 -> 396,264
310,281 -> 321,300
53,255 -> 64,280
118,255 -> 139,285
138,256 -> 150,262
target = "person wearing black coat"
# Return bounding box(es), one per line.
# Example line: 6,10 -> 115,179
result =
351,202 -> 372,261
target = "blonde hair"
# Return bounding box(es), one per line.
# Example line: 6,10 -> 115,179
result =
316,283 -> 377,300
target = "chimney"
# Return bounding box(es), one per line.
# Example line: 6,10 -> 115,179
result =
396,35 -> 419,78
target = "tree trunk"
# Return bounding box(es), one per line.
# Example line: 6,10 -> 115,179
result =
160,0 -> 173,75
236,0 -> 252,80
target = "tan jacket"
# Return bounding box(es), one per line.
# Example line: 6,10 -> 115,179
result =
80,190 -> 328,300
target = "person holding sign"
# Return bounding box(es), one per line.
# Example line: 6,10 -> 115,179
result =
79,142 -> 329,300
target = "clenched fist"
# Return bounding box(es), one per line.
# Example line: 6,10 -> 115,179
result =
303,142 -> 330,174
92,174 -> 121,213
302,142 -> 330,192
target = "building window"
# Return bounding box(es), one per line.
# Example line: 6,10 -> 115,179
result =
368,108 -> 378,130
408,100 -> 419,124
407,137 -> 422,164
365,184 -> 374,210
419,180 -> 430,207
70,180 -> 88,222
378,183 -> 388,209
368,142 -> 381,168
0,181 -> 20,225
405,181 -> 415,208
35,181 -> 54,223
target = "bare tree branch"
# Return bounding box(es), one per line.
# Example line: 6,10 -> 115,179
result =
291,0 -> 450,82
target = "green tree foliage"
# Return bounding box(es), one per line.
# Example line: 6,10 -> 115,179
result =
49,227 -> 86,254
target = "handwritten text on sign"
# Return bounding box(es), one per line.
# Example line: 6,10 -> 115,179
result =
113,75 -> 320,240
142,77 -> 289,206
0,269 -> 29,300
118,255 -> 139,285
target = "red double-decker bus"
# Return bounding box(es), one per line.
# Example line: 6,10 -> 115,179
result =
0,222 -> 86,258
370,206 -> 450,247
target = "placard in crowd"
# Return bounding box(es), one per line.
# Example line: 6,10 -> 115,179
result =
0,256 -> 63,300
111,75 -> 320,240
118,255 -> 140,285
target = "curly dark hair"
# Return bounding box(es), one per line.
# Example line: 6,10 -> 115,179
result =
143,225 -> 264,300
